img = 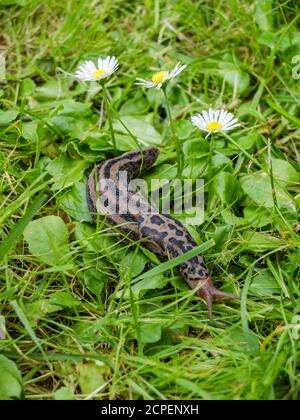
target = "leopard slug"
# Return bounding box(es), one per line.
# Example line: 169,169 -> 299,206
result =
86,147 -> 237,317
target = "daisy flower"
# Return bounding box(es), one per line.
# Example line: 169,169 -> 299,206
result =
191,109 -> 240,138
135,62 -> 186,90
75,56 -> 119,81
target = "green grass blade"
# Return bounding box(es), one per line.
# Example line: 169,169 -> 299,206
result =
133,239 -> 215,283
0,190 -> 48,261
266,98 -> 300,128
11,300 -> 52,370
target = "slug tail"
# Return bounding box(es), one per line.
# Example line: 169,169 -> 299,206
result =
197,278 -> 239,319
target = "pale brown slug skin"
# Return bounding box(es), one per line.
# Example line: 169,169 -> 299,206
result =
87,147 -> 237,316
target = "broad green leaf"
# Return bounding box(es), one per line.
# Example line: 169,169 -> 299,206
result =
119,96 -> 149,115
21,121 -> 39,141
221,209 -> 246,225
131,274 -> 165,297
119,251 -> 148,279
114,133 -> 140,151
84,268 -> 107,296
211,153 -> 232,169
76,361 -> 107,394
249,270 -> 281,297
183,138 -> 209,157
257,32 -> 277,49
25,300 -> 62,317
244,206 -> 272,228
58,100 -> 91,117
49,115 -> 91,136
85,132 -> 110,151
20,78 -> 36,96
176,120 -> 194,140
46,156 -> 89,190
58,182 -> 91,222
34,80 -> 70,99
242,231 -> 283,252
255,0 -> 273,31
48,291 -> 80,308
0,355 -> 23,400
23,215 -> 72,266
112,116 -> 162,146
218,60 -> 250,94
145,164 -> 177,184
229,132 -> 258,150
240,172 -> 293,208
116,274 -> 165,299
213,172 -> 240,205
136,323 -> 162,344
54,386 -> 75,400
213,225 -> 231,251
182,158 -> 207,179
272,159 -> 299,186
0,110 -> 19,126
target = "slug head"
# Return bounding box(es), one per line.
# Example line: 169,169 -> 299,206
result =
197,277 -> 239,319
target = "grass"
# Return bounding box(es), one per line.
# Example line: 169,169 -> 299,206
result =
0,0 -> 300,400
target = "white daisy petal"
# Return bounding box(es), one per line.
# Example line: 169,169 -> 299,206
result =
195,114 -> 207,127
208,108 -> 214,121
97,58 -> 103,70
191,108 -> 240,137
74,56 -> 119,82
225,117 -> 239,127
202,111 -> 210,124
218,110 -> 227,123
110,57 -> 118,72
104,56 -> 110,70
169,63 -> 186,79
136,62 -> 186,90
222,123 -> 240,131
214,109 -> 220,121
135,78 -> 156,88
86,60 -> 97,73
222,112 -> 235,125
191,116 -> 205,129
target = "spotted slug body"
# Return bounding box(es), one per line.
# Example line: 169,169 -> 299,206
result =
87,147 -> 236,316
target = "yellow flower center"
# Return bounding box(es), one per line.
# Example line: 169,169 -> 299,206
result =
151,71 -> 168,85
206,121 -> 223,131
93,69 -> 106,79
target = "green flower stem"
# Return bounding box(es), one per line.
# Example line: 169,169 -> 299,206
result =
101,82 -> 117,152
222,132 -> 265,171
107,106 -> 145,174
162,87 -> 183,178
207,134 -> 215,210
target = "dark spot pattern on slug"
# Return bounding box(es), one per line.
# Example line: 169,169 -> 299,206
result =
169,237 -> 185,248
167,223 -> 184,236
141,226 -> 168,241
167,244 -> 179,257
151,215 -> 165,225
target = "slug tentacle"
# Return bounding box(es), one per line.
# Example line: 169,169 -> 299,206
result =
196,278 -> 239,319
